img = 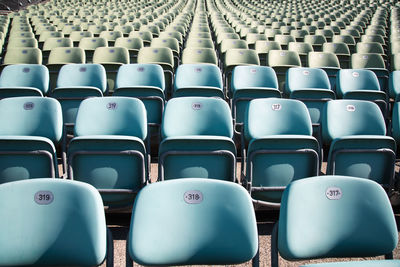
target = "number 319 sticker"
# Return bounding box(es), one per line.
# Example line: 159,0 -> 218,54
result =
34,191 -> 54,205
325,187 -> 342,200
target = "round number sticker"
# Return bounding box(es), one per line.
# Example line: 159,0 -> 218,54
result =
184,190 -> 203,204
346,105 -> 356,112
271,104 -> 282,111
326,187 -> 342,200
34,191 -> 54,205
352,72 -> 359,78
192,103 -> 202,110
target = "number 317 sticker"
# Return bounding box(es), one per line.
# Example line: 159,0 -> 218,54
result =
325,187 -> 342,200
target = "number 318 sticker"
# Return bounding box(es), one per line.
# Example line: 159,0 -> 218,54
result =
184,190 -> 203,204
325,187 -> 342,200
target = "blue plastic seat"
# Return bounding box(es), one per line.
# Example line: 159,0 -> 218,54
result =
0,178 -> 113,267
322,100 -> 396,190
50,64 -> 106,135
0,97 -> 63,183
243,98 -> 320,208
336,69 -> 388,116
158,97 -> 236,181
285,67 -> 335,142
114,63 -> 165,140
231,65 -> 281,132
127,178 -> 258,266
389,70 -> 400,100
67,97 -> 148,209
0,64 -> 49,97
271,175 -> 399,267
173,63 -> 224,98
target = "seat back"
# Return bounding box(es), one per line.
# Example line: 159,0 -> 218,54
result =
128,178 -> 258,266
3,47 -> 42,65
181,47 -> 218,65
275,176 -> 398,263
0,178 -> 109,266
47,47 -> 86,64
0,64 -> 49,96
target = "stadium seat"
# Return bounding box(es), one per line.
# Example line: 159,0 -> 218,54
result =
242,98 -> 320,208
271,175 -> 399,267
0,178 -> 113,267
308,51 -> 341,90
322,100 -> 396,190
67,97 -> 148,209
0,97 -> 63,182
78,37 -> 108,63
173,63 -> 223,98
181,47 -> 218,65
0,64 -> 49,97
268,50 -> 301,91
158,97 -> 236,181
322,42 -> 351,69
127,178 -> 258,266
3,47 -> 42,65
114,37 -> 143,63
255,40 -> 281,66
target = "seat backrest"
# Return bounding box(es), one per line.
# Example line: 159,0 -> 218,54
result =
244,98 -> 312,142
115,37 -> 143,50
286,67 -> 330,92
336,69 -> 381,96
93,46 -> 129,64
69,31 -> 93,42
99,30 -> 123,41
322,99 -> 386,144
308,51 -> 340,68
351,53 -> 385,69
47,47 -> 86,64
42,37 -> 73,51
161,97 -> 233,139
0,178 -> 107,266
224,48 -> 260,68
3,47 -> 42,65
137,47 -> 174,68
174,63 -> 222,90
56,63 -> 107,93
277,175 -> 398,260
78,37 -> 108,50
181,47 -> 218,65
232,65 -> 278,90
74,97 -> 147,139
7,37 -> 38,48
322,42 -> 350,55
129,178 -> 258,266
220,39 -> 248,53
0,97 -> 63,144
115,63 -> 165,91
0,64 -> 49,94
356,42 -> 384,54
151,37 -> 179,53
268,50 -> 301,67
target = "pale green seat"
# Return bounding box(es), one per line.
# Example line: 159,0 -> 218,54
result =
42,37 -> 73,64
159,97 -> 236,181
271,176 -> 399,267
114,37 -> 143,63
0,64 -> 49,97
70,31 -> 93,46
288,42 -> 313,67
0,178 -> 113,267
99,30 -> 123,46
78,37 -> 108,63
255,40 -> 281,66
322,100 -> 396,190
3,47 -> 42,65
304,34 -> 327,52
127,178 -> 258,266
243,98 -> 320,207
0,97 -> 63,182
50,64 -> 106,134
6,37 -> 37,49
231,65 -> 280,132
151,37 -> 180,67
322,42 -> 350,69
181,47 -> 218,65
67,97 -> 148,209
389,70 -> 400,99
129,30 -> 153,46
93,47 -> 130,93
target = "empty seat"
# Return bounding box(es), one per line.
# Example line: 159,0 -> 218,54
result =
0,97 -> 63,182
271,175 -> 399,267
242,98 -> 320,207
268,50 -> 301,91
181,47 -> 218,65
158,97 -> 236,181
322,42 -> 351,69
322,100 -> 396,190
308,52 -> 341,90
78,37 -> 108,63
67,97 -> 148,209
3,47 -> 42,65
255,40 -> 281,66
0,64 -> 49,97
114,37 -> 143,63
0,178 -> 113,267
127,178 -> 258,266
173,63 -> 223,98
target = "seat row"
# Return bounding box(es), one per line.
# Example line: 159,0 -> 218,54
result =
0,95 -> 396,210
0,175 -> 398,267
